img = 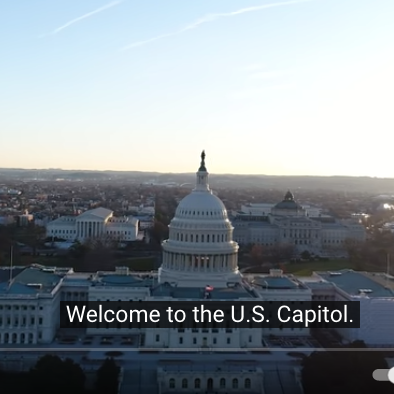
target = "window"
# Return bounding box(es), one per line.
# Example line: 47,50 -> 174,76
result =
194,379 -> 200,389
169,378 -> 175,389
155,334 -> 160,342
245,378 -> 251,389
232,378 -> 238,389
182,379 -> 188,388
227,337 -> 231,344
193,338 -> 197,344
220,378 -> 226,388
179,337 -> 183,344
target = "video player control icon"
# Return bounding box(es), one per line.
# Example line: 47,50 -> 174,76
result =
372,368 -> 394,383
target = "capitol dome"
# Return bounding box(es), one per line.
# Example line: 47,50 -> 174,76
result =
158,151 -> 241,287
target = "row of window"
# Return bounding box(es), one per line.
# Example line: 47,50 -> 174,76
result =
48,229 -> 133,235
0,305 -> 43,311
0,316 -> 43,326
0,332 -> 41,344
174,233 -> 229,242
168,377 -> 251,390
178,209 -> 225,218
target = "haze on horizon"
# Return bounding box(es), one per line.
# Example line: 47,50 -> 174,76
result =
1,0 -> 393,177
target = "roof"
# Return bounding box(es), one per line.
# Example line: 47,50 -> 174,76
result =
317,270 -> 394,298
151,283 -> 256,299
47,216 -> 76,226
252,276 -> 300,290
78,207 -> 113,220
0,265 -> 63,295
0,267 -> 25,283
96,274 -> 153,287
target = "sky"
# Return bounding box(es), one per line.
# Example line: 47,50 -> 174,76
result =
1,0 -> 394,177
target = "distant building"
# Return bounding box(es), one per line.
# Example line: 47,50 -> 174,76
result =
45,207 -> 139,242
16,210 -> 34,226
0,215 -> 15,226
232,191 -> 366,255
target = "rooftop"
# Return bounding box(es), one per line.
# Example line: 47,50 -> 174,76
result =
151,283 -> 256,299
0,265 -> 64,295
317,269 -> 394,298
252,275 -> 302,290
78,207 -> 113,220
96,274 -> 154,287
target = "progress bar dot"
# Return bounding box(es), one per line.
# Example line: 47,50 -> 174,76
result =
388,368 -> 394,384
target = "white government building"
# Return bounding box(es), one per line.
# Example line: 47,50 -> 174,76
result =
231,192 -> 366,255
0,152 -> 393,392
45,207 -> 139,242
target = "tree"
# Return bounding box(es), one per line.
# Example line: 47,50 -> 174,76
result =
95,358 -> 120,394
300,250 -> 311,260
250,244 -> 264,264
79,237 -> 117,272
30,354 -> 86,394
302,341 -> 393,394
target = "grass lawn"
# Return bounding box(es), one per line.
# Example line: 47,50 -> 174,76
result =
1,254 -> 157,272
284,259 -> 356,276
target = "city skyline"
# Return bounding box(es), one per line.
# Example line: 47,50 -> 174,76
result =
1,0 -> 393,177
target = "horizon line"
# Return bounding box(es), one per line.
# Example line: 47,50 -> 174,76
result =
0,167 -> 392,180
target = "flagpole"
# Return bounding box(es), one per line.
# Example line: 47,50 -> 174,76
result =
9,245 -> 13,283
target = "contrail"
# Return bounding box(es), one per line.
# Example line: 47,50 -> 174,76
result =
121,0 -> 312,51
48,0 -> 123,35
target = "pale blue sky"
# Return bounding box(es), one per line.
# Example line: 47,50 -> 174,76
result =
1,0 -> 393,176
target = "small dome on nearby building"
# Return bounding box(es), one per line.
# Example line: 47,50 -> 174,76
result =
273,190 -> 302,211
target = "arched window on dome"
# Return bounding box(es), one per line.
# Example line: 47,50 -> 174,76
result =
220,378 -> 226,388
169,378 -> 175,389
194,378 -> 201,389
182,379 -> 188,389
245,378 -> 251,389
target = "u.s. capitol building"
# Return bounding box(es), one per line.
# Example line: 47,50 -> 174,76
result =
0,152 -> 392,352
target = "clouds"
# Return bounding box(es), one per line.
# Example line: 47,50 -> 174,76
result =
121,0 -> 313,50
47,0 -> 123,36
